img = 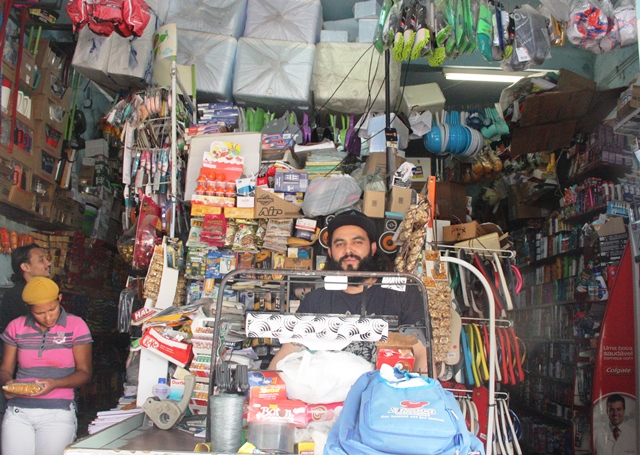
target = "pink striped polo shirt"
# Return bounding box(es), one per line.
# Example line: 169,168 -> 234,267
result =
1,307 -> 93,409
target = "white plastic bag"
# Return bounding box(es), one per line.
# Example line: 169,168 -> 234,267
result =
277,350 -> 373,404
301,175 -> 362,217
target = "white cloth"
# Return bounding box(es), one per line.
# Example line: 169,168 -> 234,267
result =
2,404 -> 77,455
594,419 -> 636,455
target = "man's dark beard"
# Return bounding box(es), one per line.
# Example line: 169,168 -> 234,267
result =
324,253 -> 380,283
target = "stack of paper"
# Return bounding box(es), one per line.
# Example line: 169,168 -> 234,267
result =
87,408 -> 144,435
304,149 -> 347,179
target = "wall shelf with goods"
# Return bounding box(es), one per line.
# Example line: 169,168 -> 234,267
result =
507,120 -> 633,454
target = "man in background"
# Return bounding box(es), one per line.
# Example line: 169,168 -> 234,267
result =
269,210 -> 428,372
0,244 -> 51,333
0,244 -> 51,454
594,394 -> 636,455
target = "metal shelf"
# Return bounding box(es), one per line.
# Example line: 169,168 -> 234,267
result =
613,106 -> 640,137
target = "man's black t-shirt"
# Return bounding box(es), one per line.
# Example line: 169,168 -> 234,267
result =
296,283 -> 426,327
0,281 -> 29,334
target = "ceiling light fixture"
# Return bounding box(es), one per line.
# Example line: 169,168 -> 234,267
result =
442,67 -> 546,83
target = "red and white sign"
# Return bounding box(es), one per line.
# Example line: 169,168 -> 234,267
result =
140,328 -> 193,368
591,244 -> 636,455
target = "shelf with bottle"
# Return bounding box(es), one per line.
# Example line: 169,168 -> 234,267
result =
512,269 -> 578,309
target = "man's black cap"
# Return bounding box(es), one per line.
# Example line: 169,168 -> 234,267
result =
327,210 -> 377,244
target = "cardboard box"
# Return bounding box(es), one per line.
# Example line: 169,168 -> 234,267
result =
435,181 -> 467,221
33,121 -> 63,157
236,195 -> 254,208
442,221 -> 487,244
140,328 -> 194,368
248,372 -> 287,400
33,39 -> 65,77
363,152 -> 405,179
32,148 -> 58,182
510,69 -> 624,156
386,186 -> 413,214
400,83 -> 446,116
404,157 -> 431,184
8,185 -> 35,211
274,169 -> 309,193
31,95 -> 68,132
507,187 -> 549,221
363,190 -> 386,218
284,257 -> 314,270
19,49 -> 37,88
224,206 -> 254,218
247,398 -> 307,427
254,187 -> 302,219
33,69 -> 73,109
376,347 -> 415,371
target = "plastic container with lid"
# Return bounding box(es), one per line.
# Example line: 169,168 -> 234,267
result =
152,378 -> 170,400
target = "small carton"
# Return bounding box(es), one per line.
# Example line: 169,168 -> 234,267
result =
363,190 -> 385,218
295,441 -> 315,455
248,371 -> 287,401
224,207 -> 255,219
140,328 -> 194,368
254,187 -> 302,219
386,186 -> 413,214
284,257 -> 314,270
306,402 -> 343,423
247,398 -> 308,427
376,332 -> 419,371
236,195 -> 255,208
274,170 -> 309,193
442,221 -> 487,244
376,347 -> 415,371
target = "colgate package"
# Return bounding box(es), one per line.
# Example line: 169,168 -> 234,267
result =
376,347 -> 415,371
306,402 -> 344,423
247,398 -> 307,427
248,371 -> 287,400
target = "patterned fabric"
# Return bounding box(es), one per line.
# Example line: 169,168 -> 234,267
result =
1,308 -> 93,409
245,313 -> 389,351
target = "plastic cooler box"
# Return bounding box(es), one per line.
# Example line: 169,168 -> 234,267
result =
176,30 -> 237,102
107,12 -> 157,89
312,42 -> 401,114
243,0 -> 322,44
233,37 -> 315,110
165,0 -> 247,37
400,83 -> 446,116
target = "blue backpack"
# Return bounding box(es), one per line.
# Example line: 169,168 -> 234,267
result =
324,367 -> 485,455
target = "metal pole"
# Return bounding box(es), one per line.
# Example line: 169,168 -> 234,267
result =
170,58 -> 177,238
384,49 -> 395,188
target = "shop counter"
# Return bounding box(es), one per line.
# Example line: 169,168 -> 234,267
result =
65,413 -> 208,454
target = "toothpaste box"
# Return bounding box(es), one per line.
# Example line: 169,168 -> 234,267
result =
248,371 -> 287,400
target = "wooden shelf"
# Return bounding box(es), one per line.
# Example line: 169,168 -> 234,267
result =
0,199 -> 69,231
520,337 -> 576,343
560,205 -> 607,225
509,300 -> 582,312
519,248 -> 583,270
527,373 -> 573,385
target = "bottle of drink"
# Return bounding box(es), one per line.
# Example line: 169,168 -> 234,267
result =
152,378 -> 170,400
592,266 -> 609,300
